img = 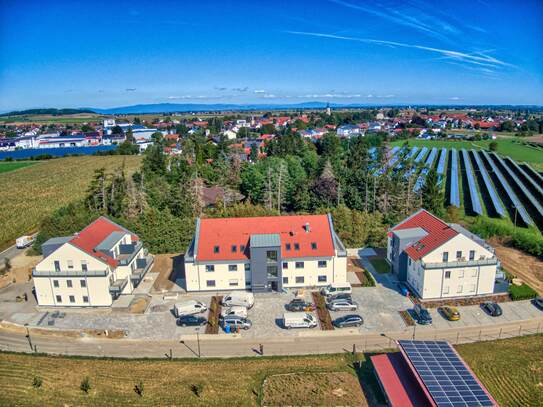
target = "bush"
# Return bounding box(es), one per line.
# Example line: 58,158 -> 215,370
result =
32,376 -> 42,388
191,383 -> 204,397
134,380 -> 144,397
80,376 -> 91,393
509,283 -> 538,301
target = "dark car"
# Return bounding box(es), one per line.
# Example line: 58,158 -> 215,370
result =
532,297 -> 543,310
481,301 -> 502,317
413,304 -> 432,325
177,315 -> 207,327
286,298 -> 315,312
333,314 -> 363,328
325,293 -> 352,303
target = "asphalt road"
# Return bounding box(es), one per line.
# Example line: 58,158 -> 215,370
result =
1,316 -> 542,359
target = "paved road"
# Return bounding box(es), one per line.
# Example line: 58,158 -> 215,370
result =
1,316 -> 542,359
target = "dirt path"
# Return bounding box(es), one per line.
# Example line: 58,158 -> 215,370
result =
151,253 -> 184,293
0,254 -> 40,289
490,238 -> 543,295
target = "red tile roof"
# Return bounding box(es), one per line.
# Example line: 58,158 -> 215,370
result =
196,214 -> 335,261
391,209 -> 458,260
69,217 -> 137,267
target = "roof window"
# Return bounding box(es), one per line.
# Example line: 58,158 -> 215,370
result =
213,245 -> 220,254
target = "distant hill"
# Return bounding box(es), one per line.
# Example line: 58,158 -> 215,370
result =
0,108 -> 95,117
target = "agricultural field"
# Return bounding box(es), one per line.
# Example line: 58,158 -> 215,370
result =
0,113 -> 103,124
0,155 -> 141,250
0,161 -> 36,174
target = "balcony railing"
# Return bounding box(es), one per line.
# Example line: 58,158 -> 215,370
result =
130,255 -> 154,282
117,241 -> 143,266
421,258 -> 498,269
32,268 -> 108,277
109,277 -> 128,294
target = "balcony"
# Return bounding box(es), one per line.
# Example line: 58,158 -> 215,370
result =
116,241 -> 143,266
130,255 -> 154,284
421,257 -> 499,269
109,277 -> 128,294
32,268 -> 108,278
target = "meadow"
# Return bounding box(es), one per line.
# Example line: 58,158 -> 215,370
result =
0,155 -> 141,250
0,161 -> 36,174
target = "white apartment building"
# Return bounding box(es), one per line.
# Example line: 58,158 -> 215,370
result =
387,209 -> 499,299
184,214 -> 347,292
33,217 -> 153,307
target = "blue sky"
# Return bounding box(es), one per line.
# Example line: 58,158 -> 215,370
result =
1,0 -> 542,110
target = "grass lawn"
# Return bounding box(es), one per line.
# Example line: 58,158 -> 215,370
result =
0,161 -> 37,174
369,257 -> 390,273
0,155 -> 141,250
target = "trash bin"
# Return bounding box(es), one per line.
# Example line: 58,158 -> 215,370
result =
401,287 -> 409,296
225,324 -> 231,334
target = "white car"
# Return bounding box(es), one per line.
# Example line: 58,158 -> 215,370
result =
327,299 -> 358,311
220,305 -> 248,319
172,300 -> 207,317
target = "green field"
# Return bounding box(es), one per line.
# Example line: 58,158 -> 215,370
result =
0,161 -> 37,174
0,155 -> 141,250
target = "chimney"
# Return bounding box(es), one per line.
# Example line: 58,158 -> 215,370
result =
305,223 -> 310,233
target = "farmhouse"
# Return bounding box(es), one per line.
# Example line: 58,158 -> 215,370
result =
387,209 -> 499,299
184,214 -> 347,292
33,217 -> 153,307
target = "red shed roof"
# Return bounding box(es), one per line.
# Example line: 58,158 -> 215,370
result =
196,214 -> 335,261
391,209 -> 458,260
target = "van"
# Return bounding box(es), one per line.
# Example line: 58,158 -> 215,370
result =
221,292 -> 255,309
221,316 -> 252,331
283,312 -> 317,329
16,235 -> 34,249
220,305 -> 248,319
320,282 -> 352,297
172,300 -> 207,317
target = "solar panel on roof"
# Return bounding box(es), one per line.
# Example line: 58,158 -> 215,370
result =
472,150 -> 505,217
449,149 -> 460,207
399,340 -> 495,407
461,149 -> 483,215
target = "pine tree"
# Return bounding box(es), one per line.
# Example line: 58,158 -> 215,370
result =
421,168 -> 444,217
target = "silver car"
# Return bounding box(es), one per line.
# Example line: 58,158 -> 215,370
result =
327,299 -> 358,311
221,316 -> 252,331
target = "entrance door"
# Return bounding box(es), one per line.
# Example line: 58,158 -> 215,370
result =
270,281 -> 278,291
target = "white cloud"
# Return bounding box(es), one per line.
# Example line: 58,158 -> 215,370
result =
254,89 -> 266,94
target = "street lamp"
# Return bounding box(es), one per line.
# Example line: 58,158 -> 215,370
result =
196,327 -> 201,358
24,323 -> 32,351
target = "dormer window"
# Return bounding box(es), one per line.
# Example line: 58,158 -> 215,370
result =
311,242 -> 317,250
286,243 -> 291,251
240,244 -> 245,252
294,243 -> 300,251
213,245 -> 220,254
231,245 -> 237,253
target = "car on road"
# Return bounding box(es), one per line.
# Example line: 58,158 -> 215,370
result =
333,314 -> 363,328
438,306 -> 460,321
327,299 -> 358,311
221,316 -> 252,331
413,304 -> 432,325
177,315 -> 207,327
481,301 -> 502,317
532,297 -> 543,310
285,298 -> 315,312
325,293 -> 352,303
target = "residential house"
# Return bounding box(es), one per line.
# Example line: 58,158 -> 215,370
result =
33,217 -> 153,307
336,124 -> 362,137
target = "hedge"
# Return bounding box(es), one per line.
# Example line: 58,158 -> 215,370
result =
509,283 -> 538,301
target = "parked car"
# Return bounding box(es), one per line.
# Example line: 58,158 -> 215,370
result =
327,299 -> 358,311
283,312 -> 317,329
286,298 -> 315,312
221,316 -> 252,331
177,315 -> 207,327
413,304 -> 432,325
532,297 -> 543,310
172,300 -> 207,317
321,282 -> 352,297
481,301 -> 502,317
325,293 -> 352,303
16,235 -> 34,249
220,305 -> 248,319
333,314 -> 363,328
438,306 -> 460,321
221,292 -> 255,309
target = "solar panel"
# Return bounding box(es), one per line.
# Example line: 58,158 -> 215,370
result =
414,147 -> 429,163
449,149 -> 460,207
472,150 -> 505,217
461,149 -> 483,215
413,148 -> 439,192
505,157 -> 543,200
437,148 -> 447,175
481,151 -> 534,227
521,162 -> 543,185
399,340 -> 495,407
387,146 -> 400,158
374,146 -> 403,175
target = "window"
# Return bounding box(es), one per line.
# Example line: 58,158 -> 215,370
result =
66,280 -> 73,288
295,261 -> 304,269
231,245 -> 237,253
69,295 -> 75,303
318,260 -> 327,268
408,258 -> 412,266
56,295 -> 62,303
469,284 -> 476,292
244,263 -> 250,271
67,260 -> 74,269
294,243 -> 300,251
206,280 -> 216,287
445,271 -> 451,279
240,244 -> 246,252
213,245 -> 220,253
456,251 -> 462,260
53,280 -> 59,288
245,280 -> 251,286
282,262 -> 288,269
311,242 -> 317,250
80,279 -> 86,288
267,266 -> 278,277
457,285 -> 463,293
469,250 -> 475,261
285,243 -> 291,251
206,265 -> 215,272
228,264 -> 238,272
442,252 -> 449,262
229,279 -> 239,287
81,261 -> 88,272
54,261 -> 61,271
266,250 -> 278,261
283,277 -> 288,284
295,276 -> 304,284
82,296 -> 89,303
318,275 -> 327,282
443,286 -> 449,294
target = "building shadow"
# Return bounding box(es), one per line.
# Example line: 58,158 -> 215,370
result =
350,352 -> 388,407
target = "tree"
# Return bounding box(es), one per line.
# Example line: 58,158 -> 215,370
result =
249,143 -> 259,162
489,141 -> 498,151
421,168 -> 444,217
111,125 -> 124,135
32,376 -> 43,388
142,144 -> 166,177
81,124 -> 94,132
260,123 -> 276,134
312,160 -> 338,208
500,120 -> 514,132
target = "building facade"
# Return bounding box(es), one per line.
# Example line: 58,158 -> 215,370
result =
387,209 -> 499,299
184,214 -> 347,292
33,217 -> 153,307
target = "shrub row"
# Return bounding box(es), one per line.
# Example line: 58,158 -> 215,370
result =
509,284 -> 538,301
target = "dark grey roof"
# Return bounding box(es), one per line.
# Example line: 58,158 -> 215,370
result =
250,233 -> 281,248
95,231 -> 126,252
42,236 -> 72,258
393,227 -> 428,240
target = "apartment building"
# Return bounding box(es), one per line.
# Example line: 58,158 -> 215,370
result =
184,214 -> 347,292
387,209 -> 499,299
33,217 -> 153,307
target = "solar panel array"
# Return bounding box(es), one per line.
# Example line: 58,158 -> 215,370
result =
449,149 -> 460,207
387,146 -> 400,158
472,151 -> 505,217
405,147 -> 429,179
437,148 -> 447,176
397,146 -> 419,171
522,162 -> 543,184
414,147 -> 438,192
399,340 -> 495,407
505,157 -> 543,200
461,149 -> 483,215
